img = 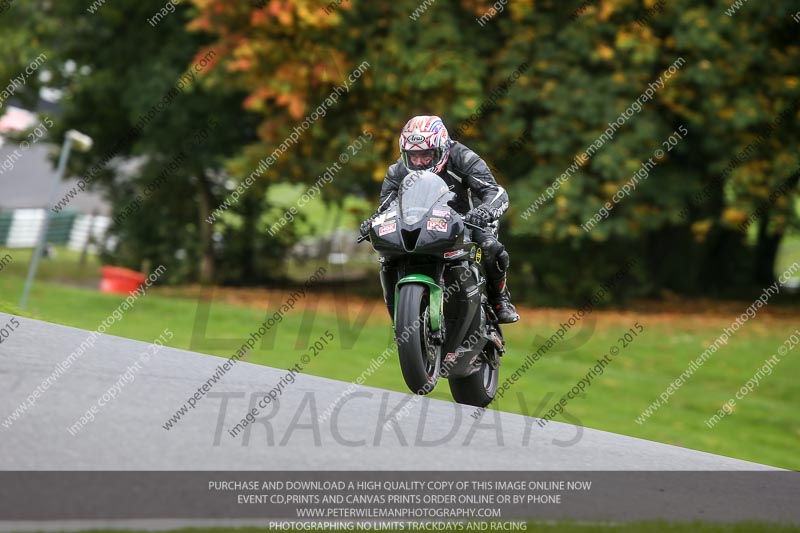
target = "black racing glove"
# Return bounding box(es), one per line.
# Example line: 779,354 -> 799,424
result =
464,206 -> 492,228
360,215 -> 376,237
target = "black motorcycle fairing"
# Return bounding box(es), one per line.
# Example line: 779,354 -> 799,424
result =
440,261 -> 489,379
370,172 -> 465,257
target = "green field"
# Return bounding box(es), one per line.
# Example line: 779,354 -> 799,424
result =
1,253 -> 798,471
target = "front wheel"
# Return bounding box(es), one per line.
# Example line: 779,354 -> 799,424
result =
448,344 -> 500,407
396,284 -> 440,394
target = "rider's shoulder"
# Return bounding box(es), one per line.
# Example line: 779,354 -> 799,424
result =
447,140 -> 481,168
449,139 -> 469,154
387,158 -> 408,180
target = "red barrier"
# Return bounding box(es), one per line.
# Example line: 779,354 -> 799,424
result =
100,266 -> 146,295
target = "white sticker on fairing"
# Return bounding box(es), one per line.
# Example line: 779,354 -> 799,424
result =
378,222 -> 397,236
427,219 -> 448,232
444,249 -> 466,259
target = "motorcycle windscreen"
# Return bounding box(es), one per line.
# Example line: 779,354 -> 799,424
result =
399,171 -> 452,225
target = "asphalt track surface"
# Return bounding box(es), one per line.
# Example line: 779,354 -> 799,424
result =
1,313 -> 797,529
0,313 -> 778,471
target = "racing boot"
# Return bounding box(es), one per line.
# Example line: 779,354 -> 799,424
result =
488,276 -> 520,324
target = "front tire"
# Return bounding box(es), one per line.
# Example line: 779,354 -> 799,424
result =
448,344 -> 500,407
396,284 -> 440,394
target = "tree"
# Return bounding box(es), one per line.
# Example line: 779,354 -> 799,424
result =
489,0 -> 799,297
35,1 -> 265,283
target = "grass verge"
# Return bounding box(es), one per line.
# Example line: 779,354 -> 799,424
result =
1,270 -> 798,470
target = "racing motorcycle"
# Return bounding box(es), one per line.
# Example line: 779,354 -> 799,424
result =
358,170 -> 505,407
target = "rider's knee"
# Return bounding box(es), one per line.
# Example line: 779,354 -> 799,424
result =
479,237 -> 510,278
496,248 -> 510,272
479,237 -> 503,261
479,236 -> 501,255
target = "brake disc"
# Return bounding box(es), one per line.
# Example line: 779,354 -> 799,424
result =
422,307 -> 437,365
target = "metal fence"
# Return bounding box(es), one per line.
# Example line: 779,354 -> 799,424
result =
0,209 -> 111,252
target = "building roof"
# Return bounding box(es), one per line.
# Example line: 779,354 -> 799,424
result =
0,141 -> 110,215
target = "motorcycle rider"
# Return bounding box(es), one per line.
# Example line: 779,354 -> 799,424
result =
360,115 -> 520,324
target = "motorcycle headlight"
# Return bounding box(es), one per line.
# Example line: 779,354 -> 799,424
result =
402,207 -> 427,225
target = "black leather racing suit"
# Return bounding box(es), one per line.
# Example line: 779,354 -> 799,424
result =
376,141 -> 511,318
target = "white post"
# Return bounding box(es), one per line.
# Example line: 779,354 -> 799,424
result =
19,130 -> 92,309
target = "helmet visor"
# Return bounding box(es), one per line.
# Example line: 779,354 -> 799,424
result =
401,148 -> 441,172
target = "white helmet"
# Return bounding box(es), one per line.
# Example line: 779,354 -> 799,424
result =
398,115 -> 451,173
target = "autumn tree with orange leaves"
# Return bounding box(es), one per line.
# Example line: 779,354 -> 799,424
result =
189,0 -> 798,300
14,0 -> 798,299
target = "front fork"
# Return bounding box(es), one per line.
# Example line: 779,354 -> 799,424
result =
394,268 -> 445,345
